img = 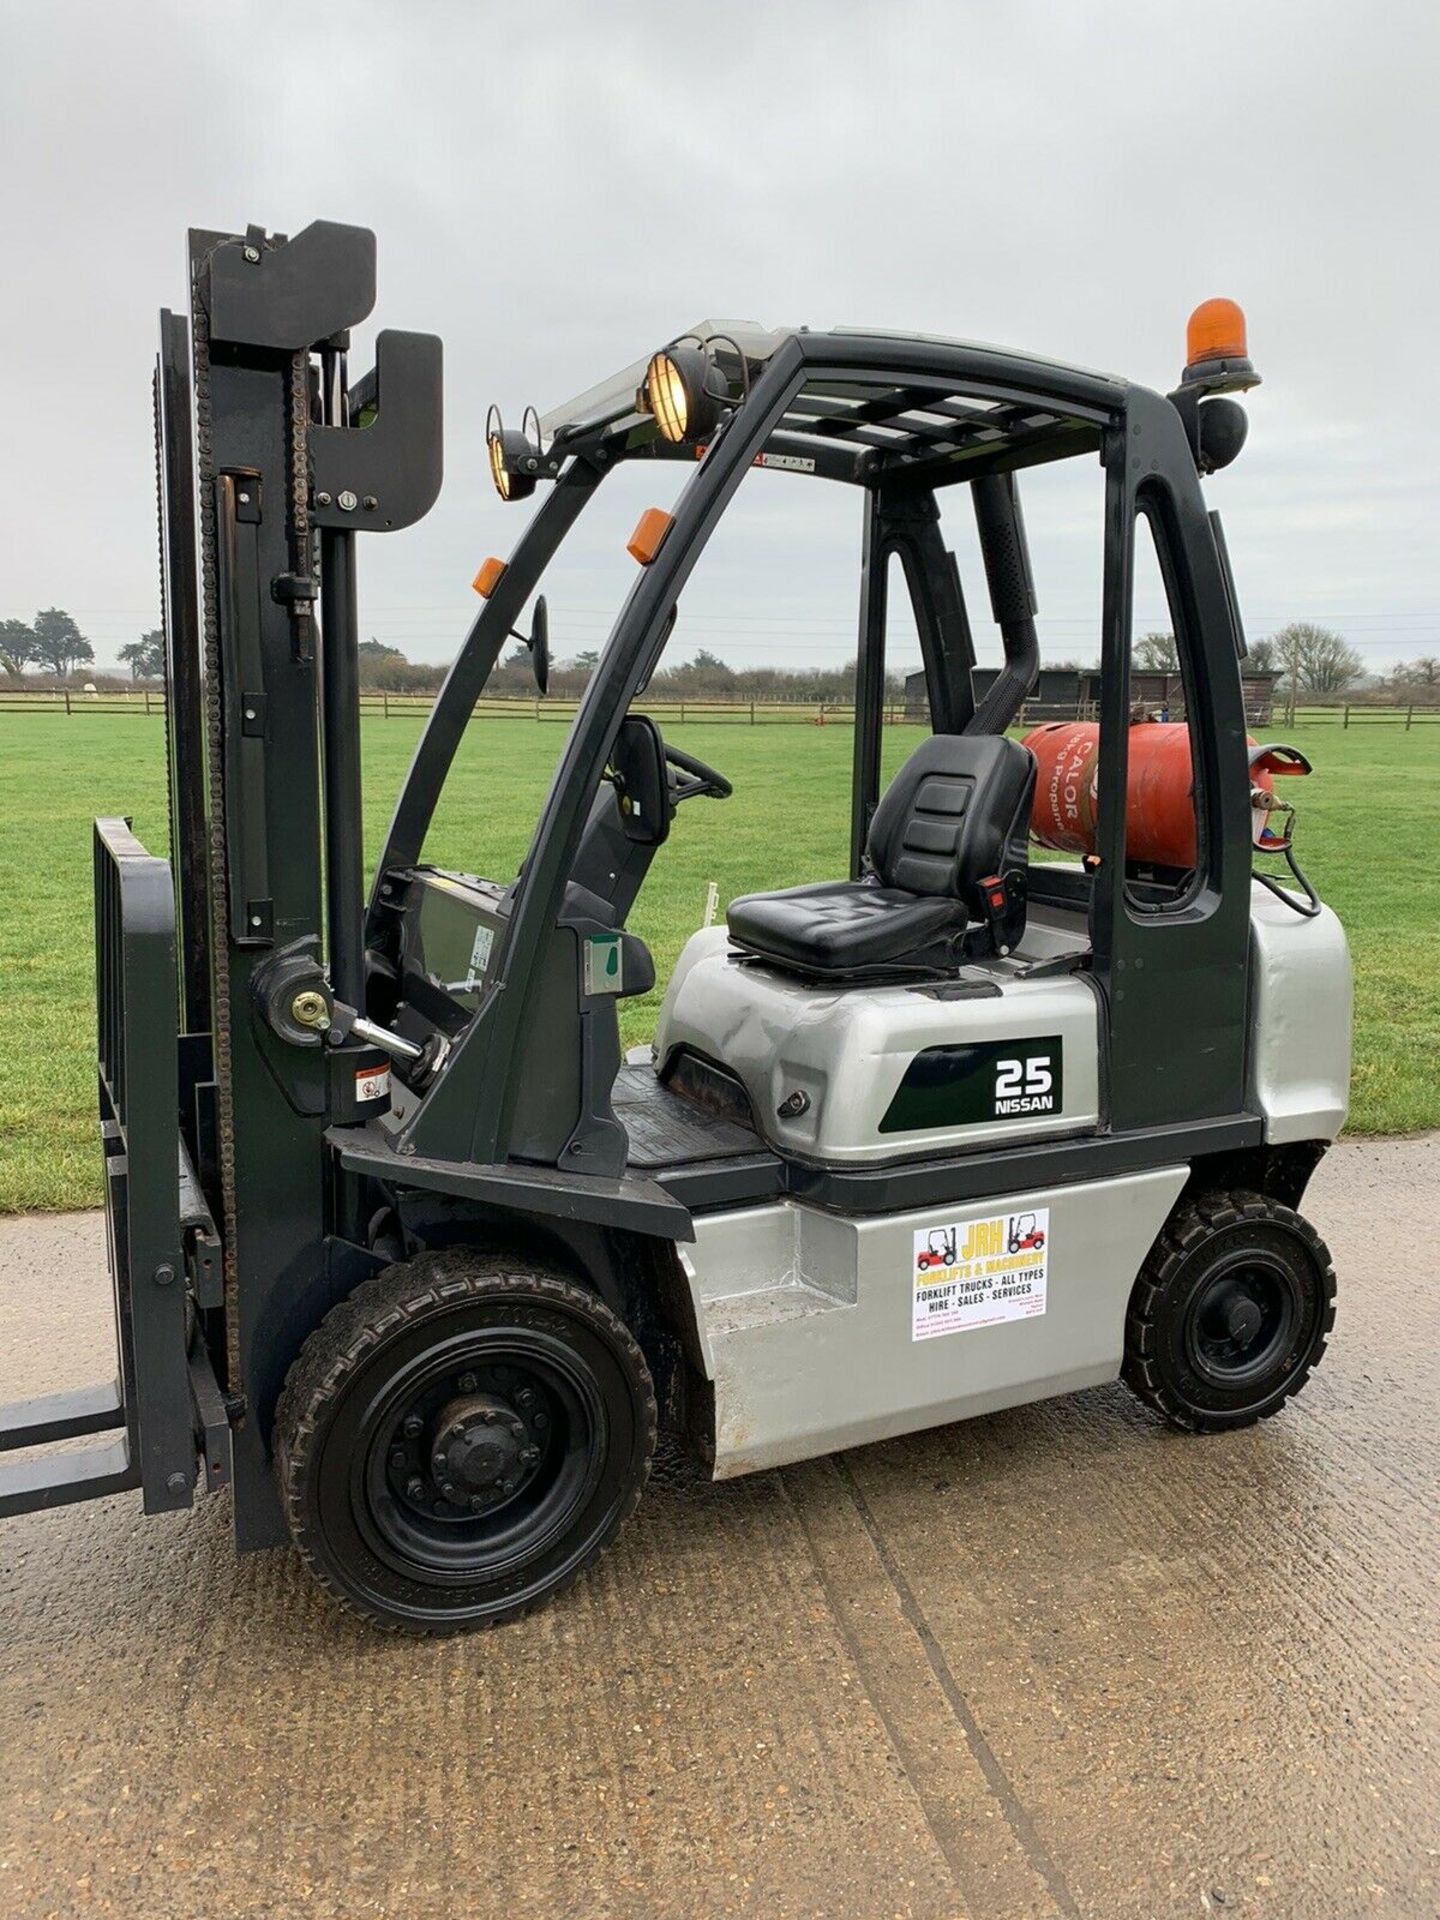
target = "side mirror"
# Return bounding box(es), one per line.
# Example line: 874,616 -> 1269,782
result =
608,715 -> 671,846
508,596 -> 549,694
529,595 -> 549,695
633,603 -> 677,698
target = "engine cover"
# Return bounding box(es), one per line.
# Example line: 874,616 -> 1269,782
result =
653,927 -> 1101,1165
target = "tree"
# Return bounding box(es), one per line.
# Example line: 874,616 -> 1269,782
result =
1273,620 -> 1363,695
687,648 -> 736,690
31,607 -> 93,678
118,629 -> 165,679
1133,631 -> 1179,673
0,618 -> 36,676
1393,655 -> 1439,687
1246,636 -> 1278,674
357,637 -> 408,689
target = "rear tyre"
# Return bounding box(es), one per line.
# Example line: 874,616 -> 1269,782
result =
275,1250 -> 655,1633
1122,1189 -> 1336,1433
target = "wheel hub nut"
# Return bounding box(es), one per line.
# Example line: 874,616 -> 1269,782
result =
1227,1297 -> 1263,1343
426,1393 -> 535,1508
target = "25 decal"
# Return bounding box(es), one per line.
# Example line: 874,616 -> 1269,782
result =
878,1034 -> 1065,1133
993,1052 -> 1056,1116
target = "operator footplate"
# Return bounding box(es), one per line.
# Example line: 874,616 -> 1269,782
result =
613,1064 -> 761,1170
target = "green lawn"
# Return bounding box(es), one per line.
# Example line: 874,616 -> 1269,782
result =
1,711 -> 1435,1211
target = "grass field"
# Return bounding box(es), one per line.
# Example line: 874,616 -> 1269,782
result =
1,711 -> 1436,1211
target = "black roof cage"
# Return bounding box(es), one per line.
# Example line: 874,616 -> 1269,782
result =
516,324 -> 1115,489
768,380 -> 1100,485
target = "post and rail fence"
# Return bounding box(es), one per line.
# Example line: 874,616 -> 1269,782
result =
0,685 -> 1435,729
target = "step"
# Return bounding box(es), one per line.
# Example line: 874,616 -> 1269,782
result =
705,1276 -> 851,1341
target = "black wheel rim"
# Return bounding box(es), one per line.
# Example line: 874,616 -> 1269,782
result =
349,1325 -> 608,1586
1185,1253 -> 1300,1389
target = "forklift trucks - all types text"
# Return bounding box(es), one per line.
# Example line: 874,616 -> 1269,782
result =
0,222 -> 1350,1632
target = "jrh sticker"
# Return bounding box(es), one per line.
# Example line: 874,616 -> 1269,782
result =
911,1207 -> 1049,1340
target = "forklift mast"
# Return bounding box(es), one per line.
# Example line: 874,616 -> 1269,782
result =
0,222 -> 443,1539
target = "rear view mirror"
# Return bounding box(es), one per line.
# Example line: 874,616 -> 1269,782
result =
633,604 -> 677,698
507,595 -> 549,694
608,714 -> 670,846
529,595 -> 549,695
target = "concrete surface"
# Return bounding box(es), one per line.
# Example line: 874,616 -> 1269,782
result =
1,1137 -> 1436,1920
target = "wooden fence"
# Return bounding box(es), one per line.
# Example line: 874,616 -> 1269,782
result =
0,687 -> 913,726
1,686 -> 1436,729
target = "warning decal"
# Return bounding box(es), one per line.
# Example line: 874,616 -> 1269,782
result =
354,1064 -> 392,1105
911,1207 -> 1049,1340
467,921 -> 495,986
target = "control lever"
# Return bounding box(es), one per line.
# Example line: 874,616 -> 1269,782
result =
319,998 -> 451,1085
337,1009 -> 424,1063
254,942 -> 449,1084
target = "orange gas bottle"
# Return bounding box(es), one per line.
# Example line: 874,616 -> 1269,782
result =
1023,721 -> 1288,869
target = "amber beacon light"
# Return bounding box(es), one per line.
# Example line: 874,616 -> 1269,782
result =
1188,298 -> 1247,365
1182,298 -> 1259,392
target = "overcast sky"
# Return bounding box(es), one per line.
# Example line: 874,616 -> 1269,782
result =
2,0 -> 1436,679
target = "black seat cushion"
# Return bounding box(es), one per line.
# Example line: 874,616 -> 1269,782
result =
727,733 -> 1035,979
726,879 -> 966,976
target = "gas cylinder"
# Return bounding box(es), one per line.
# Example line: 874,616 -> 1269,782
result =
1022,721 -> 1293,869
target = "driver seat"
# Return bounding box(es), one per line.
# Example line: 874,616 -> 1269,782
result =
727,733 -> 1036,979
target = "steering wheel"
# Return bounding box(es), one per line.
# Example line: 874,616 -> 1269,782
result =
664,741 -> 733,802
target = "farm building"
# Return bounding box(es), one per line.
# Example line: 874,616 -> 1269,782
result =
902,666 -> 1280,726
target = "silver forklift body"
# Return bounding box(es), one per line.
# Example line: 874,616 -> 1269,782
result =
0,228 -> 1349,1635
659,888 -> 1349,1477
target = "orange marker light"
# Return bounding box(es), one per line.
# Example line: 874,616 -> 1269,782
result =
1186,298 -> 1248,368
627,508 -> 673,566
472,557 -> 506,598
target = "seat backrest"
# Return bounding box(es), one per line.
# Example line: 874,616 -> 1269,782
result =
865,733 -> 1035,901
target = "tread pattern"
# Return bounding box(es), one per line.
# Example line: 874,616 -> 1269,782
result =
274,1249 -> 657,1633
1122,1188 -> 1337,1433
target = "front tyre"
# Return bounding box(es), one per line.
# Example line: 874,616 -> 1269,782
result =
275,1251 -> 656,1633
1123,1190 -> 1336,1433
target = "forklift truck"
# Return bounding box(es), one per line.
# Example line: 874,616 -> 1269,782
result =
0,222 -> 1350,1633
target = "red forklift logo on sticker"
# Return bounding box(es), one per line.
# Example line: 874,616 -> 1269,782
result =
915,1227 -> 957,1271
1008,1212 -> 1046,1255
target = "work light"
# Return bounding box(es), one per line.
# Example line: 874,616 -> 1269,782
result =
486,405 -> 538,502
644,344 -> 725,444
